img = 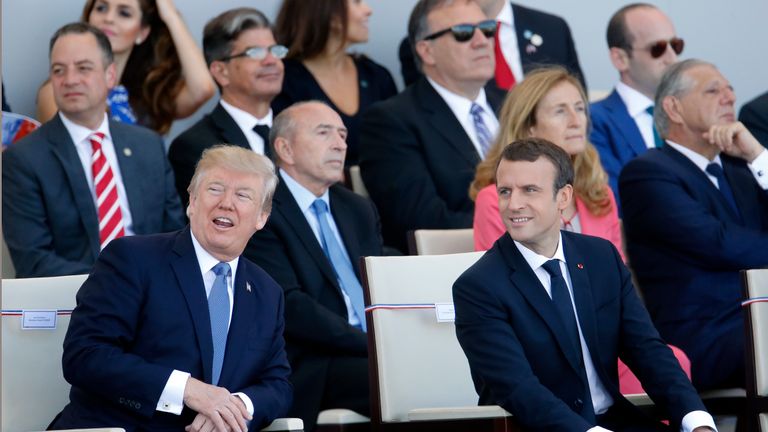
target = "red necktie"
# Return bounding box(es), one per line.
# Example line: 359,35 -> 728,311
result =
89,132 -> 125,249
494,21 -> 516,90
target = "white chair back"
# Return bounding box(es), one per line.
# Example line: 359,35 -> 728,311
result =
744,269 -> 768,397
408,228 -> 474,255
2,274 -> 88,432
348,165 -> 369,198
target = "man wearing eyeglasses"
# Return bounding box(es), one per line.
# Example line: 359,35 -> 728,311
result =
360,0 -> 503,253
591,3 -> 683,209
169,7 -> 287,208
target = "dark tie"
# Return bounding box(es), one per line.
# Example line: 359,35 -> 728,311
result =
644,106 -> 664,148
253,124 -> 270,154
706,162 -> 741,219
209,262 -> 231,385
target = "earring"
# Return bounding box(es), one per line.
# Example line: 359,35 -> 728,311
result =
135,37 -> 143,45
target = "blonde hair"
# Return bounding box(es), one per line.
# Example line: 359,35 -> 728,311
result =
469,67 -> 611,216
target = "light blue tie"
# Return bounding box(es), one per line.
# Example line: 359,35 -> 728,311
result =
645,106 -> 664,148
209,262 -> 231,385
311,199 -> 366,331
470,103 -> 493,157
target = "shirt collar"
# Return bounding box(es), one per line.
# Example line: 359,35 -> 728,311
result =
190,229 -> 239,281
59,112 -> 111,146
426,76 -> 491,121
615,81 -> 654,118
497,1 -> 514,27
220,99 -> 273,131
514,232 -> 566,271
279,168 -> 330,213
665,139 -> 723,171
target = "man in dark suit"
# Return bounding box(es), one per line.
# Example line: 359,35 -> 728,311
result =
360,0 -> 502,252
169,7 -> 286,207
455,138 -> 715,431
2,23 -> 183,278
620,59 -> 768,390
740,90 -> 768,147
591,4 -> 682,206
51,145 -> 292,431
245,101 -> 382,431
399,0 -> 585,92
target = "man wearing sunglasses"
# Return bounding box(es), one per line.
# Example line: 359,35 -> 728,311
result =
591,3 -> 683,209
170,7 -> 287,209
360,0 -> 503,253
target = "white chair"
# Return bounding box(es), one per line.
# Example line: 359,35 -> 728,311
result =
743,268 -> 768,430
407,228 -> 474,255
360,252 -> 519,431
33,429 -> 126,432
348,165 -> 369,198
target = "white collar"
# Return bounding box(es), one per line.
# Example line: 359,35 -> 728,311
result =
59,112 -> 111,145
665,140 -> 723,171
497,1 -> 514,27
426,76 -> 491,120
190,229 -> 239,281
615,81 -> 654,118
220,99 -> 272,131
279,168 -> 330,213
514,232 -> 566,270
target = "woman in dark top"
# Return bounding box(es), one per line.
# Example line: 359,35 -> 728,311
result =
274,0 -> 397,166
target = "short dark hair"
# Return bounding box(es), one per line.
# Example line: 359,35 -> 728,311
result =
606,3 -> 655,53
49,22 -> 113,67
203,7 -> 271,65
407,0 -> 464,71
497,138 -> 574,196
275,0 -> 348,60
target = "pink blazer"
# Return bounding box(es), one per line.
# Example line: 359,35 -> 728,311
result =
473,184 -> 626,262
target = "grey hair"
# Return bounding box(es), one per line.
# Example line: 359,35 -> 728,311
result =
407,0 -> 463,72
269,100 -> 332,165
203,7 -> 271,65
654,59 -> 714,137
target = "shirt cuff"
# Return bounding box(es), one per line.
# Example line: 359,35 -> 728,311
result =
156,370 -> 190,415
233,392 -> 255,416
681,410 -> 717,432
747,149 -> 768,189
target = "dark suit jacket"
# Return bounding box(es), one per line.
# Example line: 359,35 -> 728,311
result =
244,177 -> 382,426
454,232 -> 705,431
620,145 -> 768,389
589,89 -> 647,209
169,102 -> 271,208
2,115 -> 183,278
740,90 -> 768,148
51,228 -> 292,431
399,2 -> 585,92
359,77 -> 503,251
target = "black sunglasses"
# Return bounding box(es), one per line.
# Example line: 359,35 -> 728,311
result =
422,19 -> 496,42
219,44 -> 289,62
634,37 -> 684,59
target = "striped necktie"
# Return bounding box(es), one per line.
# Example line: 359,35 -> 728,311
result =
89,132 -> 125,249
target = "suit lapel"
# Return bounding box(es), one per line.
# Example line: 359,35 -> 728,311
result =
211,103 -> 272,159
46,116 -> 101,257
604,90 -> 647,158
219,258 -> 255,386
562,236 -> 602,371
110,121 -> 145,232
171,228 -> 215,384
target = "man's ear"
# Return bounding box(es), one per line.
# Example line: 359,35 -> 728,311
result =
105,62 -> 117,88
415,40 -> 436,67
662,95 -> 684,125
273,136 -> 294,165
557,184 -> 574,212
209,61 -> 229,88
609,47 -> 630,73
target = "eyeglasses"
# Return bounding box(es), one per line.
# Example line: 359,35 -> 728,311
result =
219,44 -> 289,62
421,19 -> 496,42
634,37 -> 684,59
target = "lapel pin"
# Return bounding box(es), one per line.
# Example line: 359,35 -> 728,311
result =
526,44 -> 537,54
530,34 -> 543,47
577,263 -> 584,269
246,282 -> 252,292
123,148 -> 132,157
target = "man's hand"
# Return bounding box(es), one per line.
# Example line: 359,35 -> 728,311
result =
183,377 -> 251,432
703,121 -> 764,163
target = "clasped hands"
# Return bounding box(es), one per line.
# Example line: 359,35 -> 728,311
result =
183,377 -> 252,432
703,121 -> 765,163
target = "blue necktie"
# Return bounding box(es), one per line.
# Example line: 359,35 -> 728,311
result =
311,199 -> 366,331
645,106 -> 664,148
209,262 -> 231,385
706,163 -> 741,220
470,103 -> 493,157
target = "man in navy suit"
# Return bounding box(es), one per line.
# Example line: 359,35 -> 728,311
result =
246,101 -> 382,431
169,7 -> 286,208
361,0 -> 502,252
454,138 -> 715,431
2,23 -> 183,278
591,4 -> 682,206
51,145 -> 292,431
620,59 -> 768,390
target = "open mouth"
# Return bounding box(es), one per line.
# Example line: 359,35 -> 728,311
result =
212,217 -> 234,228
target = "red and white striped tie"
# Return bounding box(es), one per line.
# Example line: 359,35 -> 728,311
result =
89,132 -> 125,249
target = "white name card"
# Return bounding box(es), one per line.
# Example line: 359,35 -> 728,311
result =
435,303 -> 455,323
22,310 -> 58,330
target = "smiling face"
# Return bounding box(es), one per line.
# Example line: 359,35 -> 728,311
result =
346,0 -> 372,44
529,81 -> 587,156
87,0 -> 150,55
496,157 -> 572,257
188,166 -> 269,262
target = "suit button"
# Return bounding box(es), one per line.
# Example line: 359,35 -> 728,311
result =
573,398 -> 583,410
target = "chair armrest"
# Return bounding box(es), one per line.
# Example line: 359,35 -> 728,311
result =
625,393 -> 653,407
317,409 -> 370,425
408,405 -> 511,421
261,417 -> 304,431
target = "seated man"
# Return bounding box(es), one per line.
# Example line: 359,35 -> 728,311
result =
246,102 -> 382,431
454,138 -> 715,431
621,59 -> 768,390
360,0 -> 502,252
51,145 -> 292,431
2,23 -> 183,278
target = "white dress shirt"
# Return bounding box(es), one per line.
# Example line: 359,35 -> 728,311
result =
219,99 -> 272,155
426,77 -> 499,159
667,140 -> 768,190
615,82 -> 656,150
280,169 -> 362,327
496,0 -> 524,82
59,112 -> 134,236
155,231 -> 254,417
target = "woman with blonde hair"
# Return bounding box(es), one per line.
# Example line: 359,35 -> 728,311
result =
471,66 -> 623,258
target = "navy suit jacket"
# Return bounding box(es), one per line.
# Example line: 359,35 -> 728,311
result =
454,232 -> 704,431
169,103 -> 271,208
359,76 -> 503,251
590,89 -> 647,206
740,90 -> 768,148
620,145 -> 768,388
52,228 -> 292,431
244,176 -> 382,425
2,115 -> 184,277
